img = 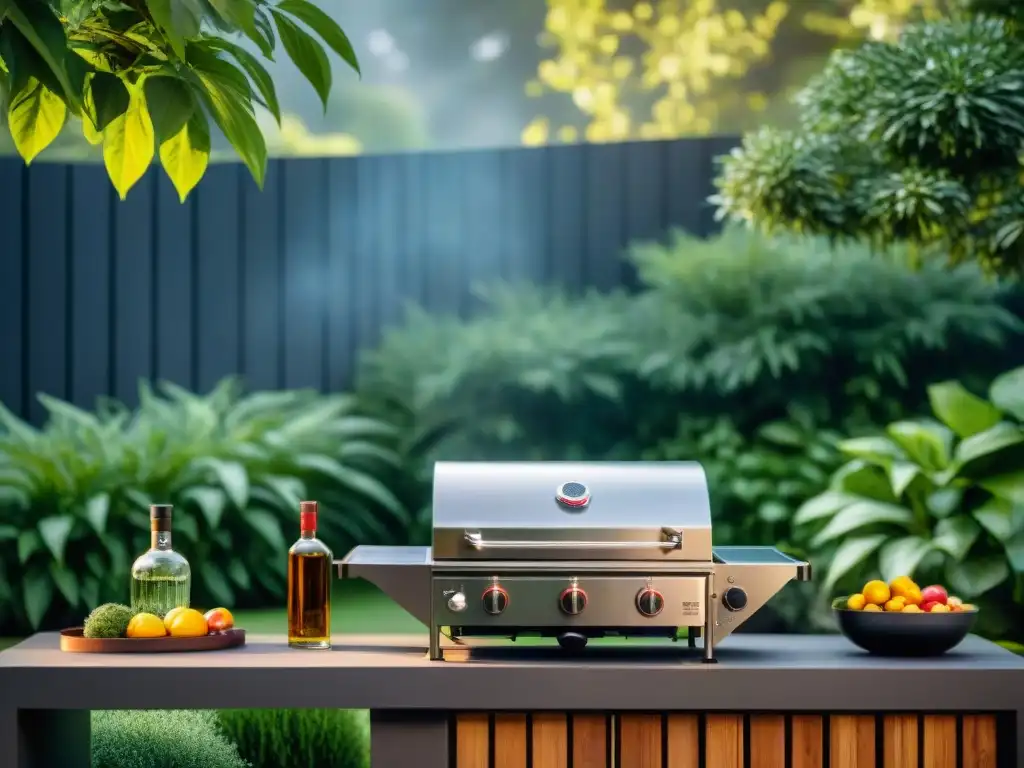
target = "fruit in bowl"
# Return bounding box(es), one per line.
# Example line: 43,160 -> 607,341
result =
832,576 -> 979,657
80,605 -> 239,639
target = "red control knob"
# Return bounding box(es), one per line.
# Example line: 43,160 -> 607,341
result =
635,587 -> 665,617
481,585 -> 509,615
559,585 -> 588,615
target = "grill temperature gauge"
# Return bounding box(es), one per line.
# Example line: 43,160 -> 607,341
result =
635,587 -> 665,617
481,585 -> 509,615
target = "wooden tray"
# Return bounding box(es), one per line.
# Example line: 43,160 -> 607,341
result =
60,627 -> 246,653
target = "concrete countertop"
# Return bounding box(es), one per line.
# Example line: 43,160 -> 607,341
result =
1,632 -> 1022,712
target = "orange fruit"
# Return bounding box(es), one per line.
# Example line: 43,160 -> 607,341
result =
889,577 -> 919,599
163,606 -> 188,631
167,608 -> 209,638
127,613 -> 167,638
900,586 -> 923,606
846,594 -> 867,611
862,580 -> 891,606
883,596 -> 906,612
204,607 -> 235,632
901,604 -> 922,613
862,603 -> 882,612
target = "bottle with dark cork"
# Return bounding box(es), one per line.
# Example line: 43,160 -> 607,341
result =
287,501 -> 333,649
130,504 -> 192,618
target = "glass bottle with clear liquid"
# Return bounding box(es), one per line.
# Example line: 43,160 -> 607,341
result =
130,504 -> 191,618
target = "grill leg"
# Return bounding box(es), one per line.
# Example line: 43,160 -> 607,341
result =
702,573 -> 717,664
429,625 -> 443,661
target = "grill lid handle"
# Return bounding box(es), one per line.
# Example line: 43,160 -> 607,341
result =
463,528 -> 683,551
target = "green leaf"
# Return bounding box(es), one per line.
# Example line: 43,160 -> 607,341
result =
18,530 -> 40,563
0,524 -> 17,540
953,422 -> 1024,474
84,493 -> 110,534
144,75 -> 194,143
757,421 -> 804,447
932,515 -> 980,561
1005,532 -> 1024,573
80,577 -> 99,610
243,508 -> 286,550
7,78 -> 67,163
294,454 -> 408,520
207,0 -> 261,46
201,562 -> 234,606
885,420 -> 953,471
928,380 -> 1002,438
192,63 -> 267,186
181,486 -> 227,528
878,536 -> 933,583
102,85 -> 155,200
22,567 -> 53,629
989,366 -> 1024,421
980,472 -> 1024,504
972,498 -> 1024,543
159,110 -> 210,203
4,2 -> 85,112
85,72 -> 129,132
837,436 -> 905,465
274,0 -> 360,74
888,462 -> 925,498
145,0 -> 202,60
810,500 -> 915,548
227,558 -> 251,590
823,534 -> 887,590
81,112 -> 103,144
203,38 -> 280,123
272,10 -> 331,110
263,475 -> 304,509
945,556 -> 1009,598
792,491 -> 859,525
829,460 -> 898,502
196,458 -> 249,509
38,516 -> 74,564
49,562 -> 79,607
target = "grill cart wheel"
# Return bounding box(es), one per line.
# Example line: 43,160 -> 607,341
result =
556,632 -> 588,652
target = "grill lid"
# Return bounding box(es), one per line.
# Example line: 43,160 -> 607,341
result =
431,461 -> 712,561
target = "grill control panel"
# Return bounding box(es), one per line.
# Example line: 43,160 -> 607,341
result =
433,574 -> 707,627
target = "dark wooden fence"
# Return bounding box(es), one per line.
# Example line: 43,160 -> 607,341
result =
0,136 -> 739,424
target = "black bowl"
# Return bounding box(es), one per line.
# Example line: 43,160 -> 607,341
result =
834,608 -> 978,657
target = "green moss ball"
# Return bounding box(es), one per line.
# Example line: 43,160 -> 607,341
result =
84,603 -> 135,639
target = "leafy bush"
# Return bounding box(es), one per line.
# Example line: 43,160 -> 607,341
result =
91,710 -> 249,768
0,378 -> 409,635
713,11 -> 1024,276
794,366 -> 1024,640
217,708 -> 369,768
360,227 -> 1024,464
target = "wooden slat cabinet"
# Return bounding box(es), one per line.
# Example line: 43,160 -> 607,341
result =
455,712 -> 1005,768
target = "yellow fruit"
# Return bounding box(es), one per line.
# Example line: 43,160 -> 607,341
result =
862,603 -> 882,612
884,597 -> 906,612
163,606 -> 188,631
167,608 -> 209,638
901,586 -> 923,606
126,613 -> 167,638
846,593 -> 867,611
929,603 -> 950,613
901,604 -> 922,613
960,603 -> 977,612
862,580 -> 891,606
889,577 -> 919,599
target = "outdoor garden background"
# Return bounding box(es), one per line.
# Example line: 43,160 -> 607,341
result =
1,0 -> 1023,767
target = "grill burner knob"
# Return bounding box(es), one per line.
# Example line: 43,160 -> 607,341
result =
447,592 -> 467,613
635,587 -> 665,617
481,585 -> 509,615
559,585 -> 588,615
722,587 -> 748,612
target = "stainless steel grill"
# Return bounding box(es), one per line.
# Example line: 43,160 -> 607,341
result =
338,461 -> 810,662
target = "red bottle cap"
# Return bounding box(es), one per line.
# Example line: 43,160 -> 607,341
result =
299,501 -> 318,532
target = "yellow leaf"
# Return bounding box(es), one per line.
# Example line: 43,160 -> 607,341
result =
81,115 -> 103,145
7,78 -> 66,164
159,114 -> 211,203
102,87 -> 155,200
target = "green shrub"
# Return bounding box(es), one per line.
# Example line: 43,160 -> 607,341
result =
794,365 -> 1024,640
217,708 -> 369,768
0,378 -> 410,635
91,710 -> 250,768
